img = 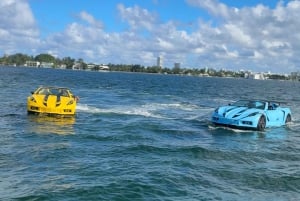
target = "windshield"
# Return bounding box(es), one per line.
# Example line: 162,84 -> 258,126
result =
231,100 -> 265,110
37,87 -> 69,97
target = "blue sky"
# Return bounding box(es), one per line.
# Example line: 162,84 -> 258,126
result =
0,0 -> 298,73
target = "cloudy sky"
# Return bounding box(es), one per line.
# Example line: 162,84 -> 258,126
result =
1,0 -> 299,73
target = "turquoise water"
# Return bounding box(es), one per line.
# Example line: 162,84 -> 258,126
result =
0,66 -> 299,200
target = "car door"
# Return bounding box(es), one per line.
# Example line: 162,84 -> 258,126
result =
265,108 -> 285,126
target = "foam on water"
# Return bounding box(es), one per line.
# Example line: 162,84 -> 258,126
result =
76,103 -> 156,117
208,124 -> 255,133
77,102 -> 212,120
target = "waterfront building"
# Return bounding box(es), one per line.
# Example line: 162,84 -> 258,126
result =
157,56 -> 163,68
174,63 -> 180,69
25,61 -> 40,67
40,62 -> 54,68
247,72 -> 265,80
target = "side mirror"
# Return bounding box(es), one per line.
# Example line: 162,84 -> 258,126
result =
31,91 -> 34,94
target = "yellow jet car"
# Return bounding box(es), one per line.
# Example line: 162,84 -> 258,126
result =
27,86 -> 79,116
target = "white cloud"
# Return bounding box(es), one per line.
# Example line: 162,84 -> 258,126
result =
1,0 -> 300,73
185,0 -> 300,72
117,3 -> 157,31
223,24 -> 252,46
186,0 -> 234,19
0,0 -> 39,54
78,11 -> 103,29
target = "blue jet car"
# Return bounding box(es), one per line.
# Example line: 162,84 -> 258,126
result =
211,100 -> 292,131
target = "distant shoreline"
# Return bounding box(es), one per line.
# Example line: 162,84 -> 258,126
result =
2,64 -> 298,82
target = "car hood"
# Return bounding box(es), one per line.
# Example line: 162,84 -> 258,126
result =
217,106 -> 261,119
32,94 -> 74,107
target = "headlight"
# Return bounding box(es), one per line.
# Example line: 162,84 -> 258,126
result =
247,112 -> 259,117
67,100 -> 74,105
30,96 -> 36,103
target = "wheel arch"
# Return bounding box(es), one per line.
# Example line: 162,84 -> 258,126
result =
257,114 -> 266,131
285,113 -> 292,123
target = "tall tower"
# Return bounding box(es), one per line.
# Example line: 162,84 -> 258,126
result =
174,63 -> 180,69
157,56 -> 163,68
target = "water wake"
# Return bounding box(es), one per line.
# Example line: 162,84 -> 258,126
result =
76,103 -> 212,120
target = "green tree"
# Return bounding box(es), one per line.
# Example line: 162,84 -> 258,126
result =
61,57 -> 75,69
76,58 -> 87,70
131,64 -> 144,72
6,53 -> 33,66
35,53 -> 56,63
146,66 -> 161,73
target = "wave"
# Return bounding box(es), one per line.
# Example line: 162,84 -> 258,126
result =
76,103 -> 157,117
76,102 -> 213,120
285,120 -> 300,132
208,124 -> 255,134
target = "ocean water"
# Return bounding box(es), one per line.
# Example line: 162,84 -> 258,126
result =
0,66 -> 299,200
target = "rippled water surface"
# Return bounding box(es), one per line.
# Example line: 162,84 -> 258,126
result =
0,67 -> 300,200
